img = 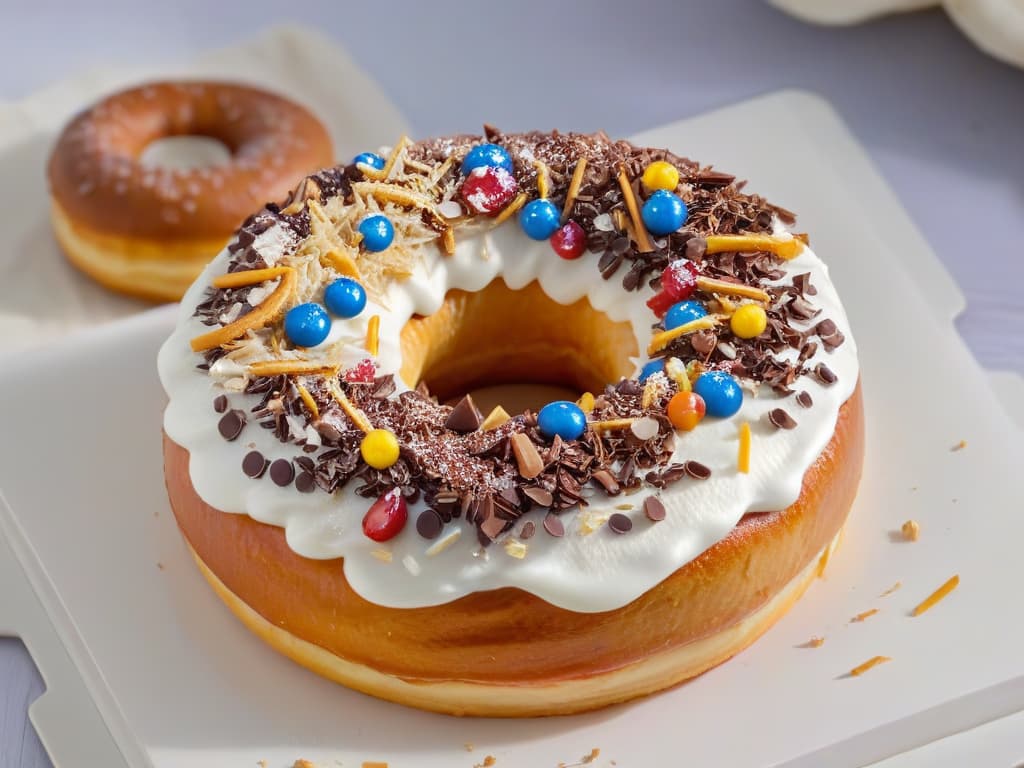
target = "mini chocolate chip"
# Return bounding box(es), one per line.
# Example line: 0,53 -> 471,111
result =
218,410 -> 246,441
543,514 -> 565,538
269,458 -> 294,487
213,394 -> 228,413
416,509 -> 443,539
295,472 -> 316,493
815,363 -> 838,385
768,408 -> 798,430
520,520 -> 536,540
242,450 -> 268,479
796,391 -> 813,408
684,460 -> 712,480
643,496 -> 666,522
445,394 -> 483,433
608,513 -> 633,534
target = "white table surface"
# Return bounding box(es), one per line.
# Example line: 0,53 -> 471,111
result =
1,2 -> 1021,766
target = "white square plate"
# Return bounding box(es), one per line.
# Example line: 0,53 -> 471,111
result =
1,91 -> 1022,768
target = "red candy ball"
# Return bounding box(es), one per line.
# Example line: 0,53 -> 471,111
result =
647,259 -> 700,317
550,220 -> 586,259
461,165 -> 519,215
362,488 -> 408,542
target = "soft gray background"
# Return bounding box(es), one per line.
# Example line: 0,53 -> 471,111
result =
1,1 -> 1021,766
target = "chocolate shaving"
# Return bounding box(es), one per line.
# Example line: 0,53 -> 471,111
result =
796,391 -> 814,408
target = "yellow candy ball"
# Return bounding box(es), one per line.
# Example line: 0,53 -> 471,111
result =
730,304 -> 768,339
360,428 -> 400,469
642,160 -> 680,192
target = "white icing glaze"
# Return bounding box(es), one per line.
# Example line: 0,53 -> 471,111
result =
159,218 -> 858,612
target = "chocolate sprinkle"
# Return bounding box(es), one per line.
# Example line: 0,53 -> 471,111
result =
768,408 -> 798,430
815,363 -> 838,385
242,450 -> 268,479
684,461 -> 712,480
796,391 -> 814,408
416,509 -> 444,539
213,394 -> 228,413
643,496 -> 666,522
608,512 -> 633,534
269,458 -> 295,487
217,410 -> 246,441
543,514 -> 565,538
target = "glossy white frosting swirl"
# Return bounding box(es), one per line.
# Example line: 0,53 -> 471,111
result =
159,216 -> 858,612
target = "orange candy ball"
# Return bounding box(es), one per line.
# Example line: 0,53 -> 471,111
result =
667,391 -> 707,431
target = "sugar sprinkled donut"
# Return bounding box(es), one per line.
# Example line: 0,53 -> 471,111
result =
159,128 -> 863,716
47,81 -> 334,301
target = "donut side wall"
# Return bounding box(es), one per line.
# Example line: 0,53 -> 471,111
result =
163,382 -> 863,688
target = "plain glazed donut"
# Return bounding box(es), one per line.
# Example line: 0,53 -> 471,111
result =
47,81 -> 334,301
158,129 -> 863,716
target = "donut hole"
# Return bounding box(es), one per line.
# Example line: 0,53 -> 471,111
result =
139,135 -> 232,170
399,279 -> 638,413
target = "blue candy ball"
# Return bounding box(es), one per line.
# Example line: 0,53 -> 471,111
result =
352,152 -> 386,170
537,400 -> 587,441
461,143 -> 513,175
639,358 -> 665,383
693,370 -> 744,418
324,277 -> 367,319
665,300 -> 708,330
359,215 -> 394,252
284,303 -> 331,347
641,190 -> 688,236
519,199 -> 561,241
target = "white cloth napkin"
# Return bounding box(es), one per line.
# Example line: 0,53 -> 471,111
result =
769,0 -> 1024,70
0,24 -> 409,354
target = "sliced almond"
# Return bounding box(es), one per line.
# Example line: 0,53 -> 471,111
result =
510,433 -> 544,479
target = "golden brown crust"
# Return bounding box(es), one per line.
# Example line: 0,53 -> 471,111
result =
47,81 -> 334,241
164,383 -> 863,692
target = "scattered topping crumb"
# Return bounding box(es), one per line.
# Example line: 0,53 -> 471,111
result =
473,756 -> 496,768
426,528 -> 462,556
850,608 -> 879,623
879,581 -> 902,597
911,574 -> 960,617
370,549 -> 392,563
847,655 -> 892,677
503,538 -> 528,559
464,743 -> 474,752
799,637 -> 825,648
951,439 -> 967,451
901,519 -> 921,542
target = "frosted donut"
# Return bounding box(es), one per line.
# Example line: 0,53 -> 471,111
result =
159,129 -> 863,716
47,81 -> 334,302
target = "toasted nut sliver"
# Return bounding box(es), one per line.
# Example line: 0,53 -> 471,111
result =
191,268 -> 295,351
704,234 -> 804,260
